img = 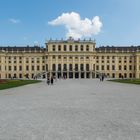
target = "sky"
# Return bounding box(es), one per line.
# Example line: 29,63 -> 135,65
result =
0,0 -> 140,47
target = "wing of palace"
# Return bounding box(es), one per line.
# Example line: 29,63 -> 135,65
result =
0,38 -> 140,79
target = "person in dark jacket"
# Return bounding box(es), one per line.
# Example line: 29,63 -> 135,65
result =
51,76 -> 54,85
47,78 -> 50,85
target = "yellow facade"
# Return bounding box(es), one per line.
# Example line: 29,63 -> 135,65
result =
0,38 -> 140,79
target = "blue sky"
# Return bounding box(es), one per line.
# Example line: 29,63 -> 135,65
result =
0,0 -> 140,47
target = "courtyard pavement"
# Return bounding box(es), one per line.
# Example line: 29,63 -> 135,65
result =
0,79 -> 140,140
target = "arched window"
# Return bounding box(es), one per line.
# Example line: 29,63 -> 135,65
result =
64,45 -> 67,51
124,65 -> 127,70
119,65 -> 121,70
63,64 -> 67,71
86,64 -> 89,71
52,45 -> 55,51
69,64 -> 72,71
58,64 -> 61,71
75,45 -> 78,51
124,73 -> 127,78
46,64 -> 48,71
75,64 -> 78,71
119,73 -> 122,78
129,73 -> 132,78
52,64 -> 56,71
58,45 -> 61,51
81,45 -> 83,51
80,64 -> 84,71
69,45 -> 72,51
86,45 -> 89,51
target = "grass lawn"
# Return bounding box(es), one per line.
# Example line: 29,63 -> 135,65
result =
0,79 -> 41,90
109,79 -> 140,85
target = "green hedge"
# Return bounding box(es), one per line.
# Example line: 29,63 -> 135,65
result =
109,79 -> 140,85
0,80 -> 41,90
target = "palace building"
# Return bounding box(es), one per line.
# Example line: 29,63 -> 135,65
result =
0,37 -> 140,79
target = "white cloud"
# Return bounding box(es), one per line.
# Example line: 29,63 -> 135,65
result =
48,12 -> 103,39
9,18 -> 21,24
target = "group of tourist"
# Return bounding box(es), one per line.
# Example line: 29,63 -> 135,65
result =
47,76 -> 54,85
99,75 -> 105,82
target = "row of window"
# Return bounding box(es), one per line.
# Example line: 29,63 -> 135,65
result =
0,65 -> 46,71
1,57 -> 45,60
96,60 -> 133,63
3,73 -> 35,79
52,56 -> 90,60
106,73 -> 135,78
3,60 -> 45,64
1,64 -> 140,71
96,65 -> 135,71
51,64 -> 90,71
51,45 -> 92,51
96,56 -> 134,59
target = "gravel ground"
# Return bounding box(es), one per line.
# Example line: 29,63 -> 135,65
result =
0,79 -> 140,140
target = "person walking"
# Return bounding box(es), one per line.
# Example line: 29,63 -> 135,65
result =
102,75 -> 104,81
51,76 -> 53,85
47,78 -> 50,85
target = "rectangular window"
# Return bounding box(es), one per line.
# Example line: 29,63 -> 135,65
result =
69,45 -> 72,51
53,45 -> 55,51
124,65 -> 127,70
107,65 -> 110,70
42,66 -> 45,70
32,66 -> 34,71
58,45 -> 61,51
9,74 -> 11,78
81,45 -> 83,51
102,65 -> 104,70
119,65 -> 121,70
19,66 -> 22,71
64,45 -> 67,51
26,66 -> 29,71
14,66 -> 17,71
86,45 -> 89,51
19,74 -> 22,78
112,65 -> 115,70
96,65 -> 99,70
75,45 -> 78,51
9,66 -> 11,71
37,66 -> 40,71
